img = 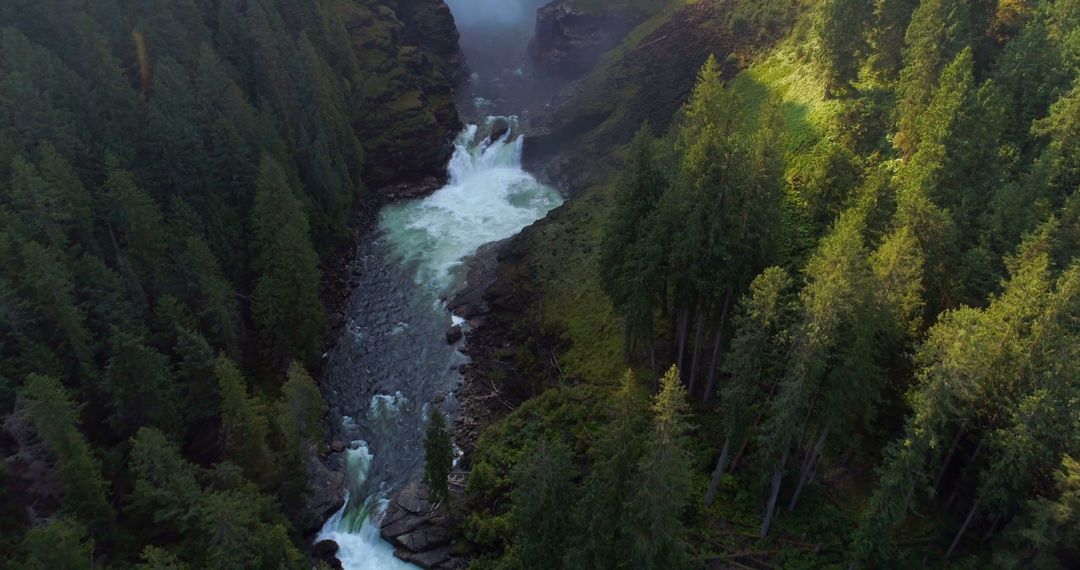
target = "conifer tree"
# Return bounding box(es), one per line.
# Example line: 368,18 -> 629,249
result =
706,267 -> 797,506
630,366 -> 693,569
512,437 -> 575,569
250,155 -> 325,367
127,427 -> 203,541
815,0 -> 874,95
600,124 -> 667,360
569,372 -> 648,568
21,374 -> 113,538
423,409 -> 454,508
215,355 -> 274,486
20,516 -> 94,570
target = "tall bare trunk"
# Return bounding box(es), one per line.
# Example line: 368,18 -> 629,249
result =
945,500 -> 980,559
731,379 -> 780,472
704,438 -> 732,506
649,342 -> 658,392
788,427 -> 829,512
688,311 -> 706,395
946,437 -> 984,510
934,423 -> 967,491
676,307 -> 691,373
761,440 -> 790,537
701,293 -> 732,404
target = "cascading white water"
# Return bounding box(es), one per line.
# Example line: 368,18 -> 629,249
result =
381,118 -> 563,292
317,443 -> 413,570
316,118 -> 562,569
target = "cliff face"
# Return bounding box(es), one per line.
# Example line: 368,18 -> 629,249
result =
526,0 -> 798,189
529,0 -> 650,77
333,0 -> 465,187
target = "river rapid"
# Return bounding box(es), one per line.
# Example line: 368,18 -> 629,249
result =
315,119 -> 562,568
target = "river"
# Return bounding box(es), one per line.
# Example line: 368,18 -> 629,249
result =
315,118 -> 562,568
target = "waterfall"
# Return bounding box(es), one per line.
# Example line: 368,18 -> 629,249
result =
381,117 -> 563,293
316,119 -> 562,568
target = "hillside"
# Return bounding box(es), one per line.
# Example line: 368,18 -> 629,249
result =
0,0 -> 463,566
455,0 -> 1080,568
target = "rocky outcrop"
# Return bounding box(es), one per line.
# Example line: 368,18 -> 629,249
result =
380,482 -> 464,569
525,0 -> 798,190
302,442 -> 348,535
529,0 -> 647,77
337,0 -> 465,187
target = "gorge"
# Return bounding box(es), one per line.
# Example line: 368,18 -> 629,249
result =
313,4 -> 567,567
3,1 -> 1080,569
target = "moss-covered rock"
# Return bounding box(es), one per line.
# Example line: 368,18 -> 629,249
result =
328,0 -> 465,187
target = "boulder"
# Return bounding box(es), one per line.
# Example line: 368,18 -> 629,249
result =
488,118 -> 510,143
302,445 -> 347,534
329,440 -> 347,454
445,324 -> 463,344
398,526 -> 452,552
313,539 -> 340,558
382,511 -> 429,539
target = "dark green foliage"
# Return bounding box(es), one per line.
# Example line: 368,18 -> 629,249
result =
511,437 -> 576,569
567,373 -> 647,569
21,375 -> 113,537
814,0 -> 875,95
600,124 -> 668,354
215,356 -> 274,487
19,516 -> 94,570
250,155 -> 326,368
629,366 -> 693,569
0,0 -> 464,565
101,331 -> 179,439
424,409 -> 454,507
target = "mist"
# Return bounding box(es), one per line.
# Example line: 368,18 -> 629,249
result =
445,0 -> 549,29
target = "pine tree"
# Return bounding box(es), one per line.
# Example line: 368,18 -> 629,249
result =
893,0 -> 992,158
21,374 -> 113,537
215,355 -> 274,486
815,0 -> 874,95
20,516 -> 94,570
512,437 -> 575,569
250,155 -> 325,367
278,361 -> 326,449
706,267 -> 797,506
423,409 -> 453,508
867,0 -> 919,80
127,427 -> 203,541
101,330 -> 179,439
630,366 -> 693,569
600,124 -> 667,360
569,372 -> 648,569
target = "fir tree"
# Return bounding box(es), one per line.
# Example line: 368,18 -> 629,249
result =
630,366 -> 693,569
423,409 -> 454,508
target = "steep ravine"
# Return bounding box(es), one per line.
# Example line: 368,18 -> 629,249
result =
313,120 -> 562,569
310,1 -> 655,567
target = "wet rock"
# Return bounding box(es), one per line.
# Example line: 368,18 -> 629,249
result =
398,484 -> 432,514
445,325 -> 463,344
529,1 -> 645,77
382,512 -> 428,539
489,118 -> 510,143
329,440 -> 346,453
398,526 -> 452,552
328,312 -> 344,330
302,443 -> 347,535
313,539 -> 339,558
399,545 -> 454,568
381,482 -> 463,569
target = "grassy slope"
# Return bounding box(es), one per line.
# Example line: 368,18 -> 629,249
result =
466,1 -> 876,566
